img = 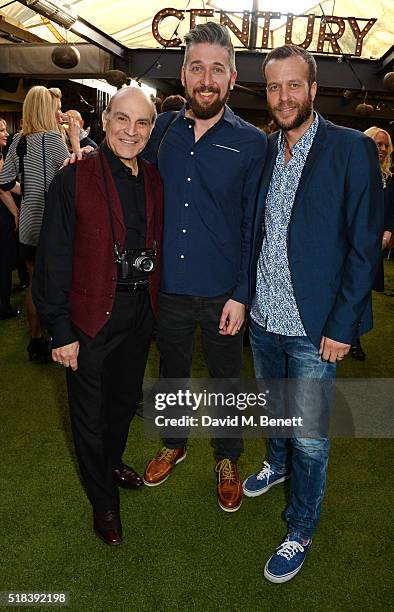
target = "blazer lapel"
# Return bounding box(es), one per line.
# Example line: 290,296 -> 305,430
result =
292,114 -> 328,212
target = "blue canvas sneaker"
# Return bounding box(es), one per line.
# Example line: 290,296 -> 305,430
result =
242,461 -> 291,497
264,534 -> 312,583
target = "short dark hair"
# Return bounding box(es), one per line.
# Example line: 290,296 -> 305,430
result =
263,45 -> 317,87
184,22 -> 236,72
161,95 -> 186,113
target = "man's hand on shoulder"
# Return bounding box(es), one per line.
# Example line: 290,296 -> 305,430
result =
319,336 -> 350,363
62,146 -> 94,168
52,341 -> 80,371
219,299 -> 246,336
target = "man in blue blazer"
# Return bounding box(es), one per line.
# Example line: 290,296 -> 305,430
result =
242,45 -> 383,583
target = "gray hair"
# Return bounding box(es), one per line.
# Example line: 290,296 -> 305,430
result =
263,45 -> 317,88
184,22 -> 236,73
104,87 -> 157,125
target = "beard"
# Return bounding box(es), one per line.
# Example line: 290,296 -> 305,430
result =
269,92 -> 313,132
184,83 -> 230,120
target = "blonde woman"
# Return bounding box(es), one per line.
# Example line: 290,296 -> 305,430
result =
350,127 -> 394,360
0,86 -> 70,360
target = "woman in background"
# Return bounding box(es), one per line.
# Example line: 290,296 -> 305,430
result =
350,127 -> 394,360
0,87 -> 71,360
0,117 -> 20,319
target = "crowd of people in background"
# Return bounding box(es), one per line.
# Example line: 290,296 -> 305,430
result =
350,126 -> 394,360
0,86 -> 98,354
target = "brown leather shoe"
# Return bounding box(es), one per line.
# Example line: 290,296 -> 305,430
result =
113,464 -> 144,489
215,459 -> 243,512
143,447 -> 187,486
93,510 -> 122,546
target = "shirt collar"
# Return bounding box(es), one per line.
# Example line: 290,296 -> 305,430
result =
222,105 -> 237,126
102,141 -> 142,177
278,112 -> 319,157
179,104 -> 236,127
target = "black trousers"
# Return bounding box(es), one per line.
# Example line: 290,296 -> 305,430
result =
66,290 -> 154,512
0,221 -> 17,310
156,291 -> 244,461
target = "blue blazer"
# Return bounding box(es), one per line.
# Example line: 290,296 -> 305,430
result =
249,114 -> 384,348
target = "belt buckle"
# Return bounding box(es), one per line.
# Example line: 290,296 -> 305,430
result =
116,280 -> 148,292
132,280 -> 148,292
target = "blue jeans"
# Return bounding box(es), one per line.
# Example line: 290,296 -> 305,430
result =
249,318 -> 336,538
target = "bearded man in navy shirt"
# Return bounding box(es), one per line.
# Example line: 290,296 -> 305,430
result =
143,22 -> 267,513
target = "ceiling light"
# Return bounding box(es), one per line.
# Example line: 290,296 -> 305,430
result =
24,0 -> 77,29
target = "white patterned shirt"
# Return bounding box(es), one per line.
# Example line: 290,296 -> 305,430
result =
251,113 -> 319,335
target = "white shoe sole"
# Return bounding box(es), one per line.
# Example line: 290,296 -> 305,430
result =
217,498 -> 242,513
242,473 -> 291,497
143,450 -> 187,487
263,557 -> 306,583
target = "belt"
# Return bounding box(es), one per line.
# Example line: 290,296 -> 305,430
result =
116,280 -> 149,292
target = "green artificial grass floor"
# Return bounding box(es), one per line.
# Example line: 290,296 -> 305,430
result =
1,262 -> 393,612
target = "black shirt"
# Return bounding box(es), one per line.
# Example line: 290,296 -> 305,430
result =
102,142 -> 146,251
33,142 -> 148,347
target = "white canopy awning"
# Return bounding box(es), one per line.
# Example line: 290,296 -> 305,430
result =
1,1 -> 392,58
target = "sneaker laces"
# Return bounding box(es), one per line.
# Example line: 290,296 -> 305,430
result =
256,461 -> 274,481
215,458 -> 237,482
156,447 -> 179,464
276,538 -> 305,560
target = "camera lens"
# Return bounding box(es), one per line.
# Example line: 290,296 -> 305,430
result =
133,256 -> 154,273
140,257 -> 153,272
140,258 -> 154,273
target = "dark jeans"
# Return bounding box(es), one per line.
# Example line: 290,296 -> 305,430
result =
157,291 -> 244,461
66,290 -> 153,512
250,318 -> 336,538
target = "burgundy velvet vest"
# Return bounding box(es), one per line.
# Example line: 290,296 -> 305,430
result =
70,149 -> 163,338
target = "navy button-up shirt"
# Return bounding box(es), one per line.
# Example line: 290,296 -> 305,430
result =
157,105 -> 267,304
251,113 -> 319,334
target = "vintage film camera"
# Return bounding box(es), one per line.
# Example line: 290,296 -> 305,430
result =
117,248 -> 156,281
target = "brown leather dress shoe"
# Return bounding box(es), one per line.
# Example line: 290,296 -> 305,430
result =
215,459 -> 243,512
93,510 -> 122,546
113,464 -> 144,489
143,447 -> 187,486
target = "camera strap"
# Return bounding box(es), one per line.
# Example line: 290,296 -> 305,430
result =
155,110 -> 180,157
99,146 -> 158,262
98,148 -> 123,263
147,164 -> 158,258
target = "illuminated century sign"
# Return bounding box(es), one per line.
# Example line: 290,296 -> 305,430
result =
151,9 -> 377,57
